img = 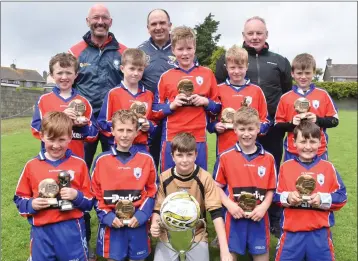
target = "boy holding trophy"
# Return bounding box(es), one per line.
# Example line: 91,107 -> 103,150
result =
97,48 -> 157,152
91,110 -> 157,261
14,112 -> 94,260
152,25 -> 221,171
31,52 -> 98,159
150,132 -> 232,261
213,107 -> 277,261
273,120 -> 347,260
275,53 -> 339,161
207,45 -> 270,155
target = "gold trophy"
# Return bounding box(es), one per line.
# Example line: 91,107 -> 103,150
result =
130,101 -> 147,125
221,108 -> 236,129
294,97 -> 311,114
68,99 -> 87,124
296,174 -> 316,201
58,171 -> 74,211
236,192 -> 257,218
177,79 -> 194,106
38,178 -> 59,206
115,199 -> 135,225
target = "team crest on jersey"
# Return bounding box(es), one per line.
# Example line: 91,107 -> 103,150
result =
146,54 -> 151,64
168,56 -> 176,65
67,170 -> 75,181
244,96 -> 253,106
312,100 -> 320,109
317,173 -> 325,186
133,167 -> 142,179
258,166 -> 266,178
113,59 -> 120,70
196,76 -> 204,85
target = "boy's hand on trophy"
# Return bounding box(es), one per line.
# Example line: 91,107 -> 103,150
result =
63,108 -> 77,120
215,122 -> 226,133
112,217 -> 124,228
288,191 -> 302,206
190,94 -> 208,107
292,114 -> 302,126
60,187 -> 78,201
308,193 -> 321,208
32,198 -> 50,210
140,121 -> 150,132
305,112 -> 317,123
170,94 -> 187,110
247,204 -> 266,222
227,200 -> 244,219
127,216 -> 139,228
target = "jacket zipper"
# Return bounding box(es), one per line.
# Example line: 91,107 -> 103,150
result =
256,53 -> 261,85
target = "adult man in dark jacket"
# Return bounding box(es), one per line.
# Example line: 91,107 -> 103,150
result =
138,9 -> 176,168
215,16 -> 292,237
68,4 -> 126,260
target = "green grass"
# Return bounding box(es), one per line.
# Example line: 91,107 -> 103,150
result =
1,112 -> 357,261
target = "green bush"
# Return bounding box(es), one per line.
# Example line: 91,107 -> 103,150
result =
314,82 -> 357,100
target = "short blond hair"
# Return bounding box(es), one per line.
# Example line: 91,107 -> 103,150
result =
225,45 -> 248,66
234,107 -> 260,128
111,109 -> 138,129
171,26 -> 196,49
122,48 -> 147,67
41,111 -> 73,138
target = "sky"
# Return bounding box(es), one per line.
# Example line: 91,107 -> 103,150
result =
1,2 -> 357,76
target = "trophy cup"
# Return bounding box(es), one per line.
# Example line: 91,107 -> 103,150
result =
115,199 -> 135,226
221,107 -> 236,129
58,171 -> 74,211
241,96 -> 251,107
38,178 -> 59,207
294,97 -> 311,115
158,191 -> 206,261
130,101 -> 147,125
236,192 -> 257,218
177,79 -> 194,106
68,99 -> 87,124
296,174 -> 316,201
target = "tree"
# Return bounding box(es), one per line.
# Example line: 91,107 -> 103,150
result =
313,68 -> 323,82
194,13 -> 221,66
208,46 -> 226,73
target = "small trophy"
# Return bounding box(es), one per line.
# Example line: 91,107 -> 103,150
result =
130,101 -> 147,125
236,192 -> 257,218
68,99 -> 87,124
296,174 -> 316,201
58,171 -> 74,211
177,79 -> 194,106
241,96 -> 252,107
221,108 -> 236,129
294,97 -> 311,114
38,178 -> 59,207
115,199 -> 135,226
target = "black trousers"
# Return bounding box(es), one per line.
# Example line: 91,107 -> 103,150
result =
257,125 -> 285,227
149,124 -> 162,170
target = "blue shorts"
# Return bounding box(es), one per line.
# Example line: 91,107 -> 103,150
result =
160,141 -> 207,172
275,227 -> 335,261
225,211 -> 270,255
96,223 -> 150,261
30,218 -> 88,261
284,150 -> 328,162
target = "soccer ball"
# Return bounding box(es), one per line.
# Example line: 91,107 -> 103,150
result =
160,191 -> 200,232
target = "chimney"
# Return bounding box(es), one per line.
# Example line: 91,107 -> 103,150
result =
43,71 -> 48,80
10,63 -> 16,69
326,58 -> 332,67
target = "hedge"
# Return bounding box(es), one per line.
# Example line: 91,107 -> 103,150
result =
311,82 -> 357,100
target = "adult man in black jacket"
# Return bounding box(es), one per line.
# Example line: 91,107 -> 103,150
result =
215,16 -> 292,237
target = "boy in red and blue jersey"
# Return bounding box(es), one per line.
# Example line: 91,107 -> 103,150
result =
207,45 -> 270,155
153,26 -> 221,172
31,53 -> 98,159
91,110 -> 158,261
275,53 -> 339,161
213,107 -> 276,261
97,48 -> 158,152
14,112 -> 94,261
273,120 -> 347,261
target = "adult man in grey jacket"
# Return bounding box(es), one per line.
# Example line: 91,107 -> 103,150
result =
215,16 -> 292,238
138,9 -> 176,168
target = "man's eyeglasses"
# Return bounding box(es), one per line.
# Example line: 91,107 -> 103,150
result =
89,15 -> 111,22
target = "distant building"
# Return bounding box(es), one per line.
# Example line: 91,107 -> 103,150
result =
323,58 -> 357,82
43,71 -> 56,90
1,64 -> 46,88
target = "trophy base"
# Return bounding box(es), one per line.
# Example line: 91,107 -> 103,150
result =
59,200 -> 73,211
223,123 -> 234,129
138,118 -> 146,124
122,219 -> 131,226
47,198 -> 58,206
76,116 -> 86,124
302,195 -> 311,201
244,211 -> 252,218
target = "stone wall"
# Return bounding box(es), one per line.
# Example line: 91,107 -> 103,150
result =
1,86 -> 50,119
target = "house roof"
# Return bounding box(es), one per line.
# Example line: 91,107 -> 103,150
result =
325,64 -> 357,77
1,66 -> 45,82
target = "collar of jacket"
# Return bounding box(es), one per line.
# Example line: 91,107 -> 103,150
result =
243,41 -> 269,55
82,31 -> 119,49
149,37 -> 171,50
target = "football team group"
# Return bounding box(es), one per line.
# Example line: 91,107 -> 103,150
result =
13,3 -> 347,261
